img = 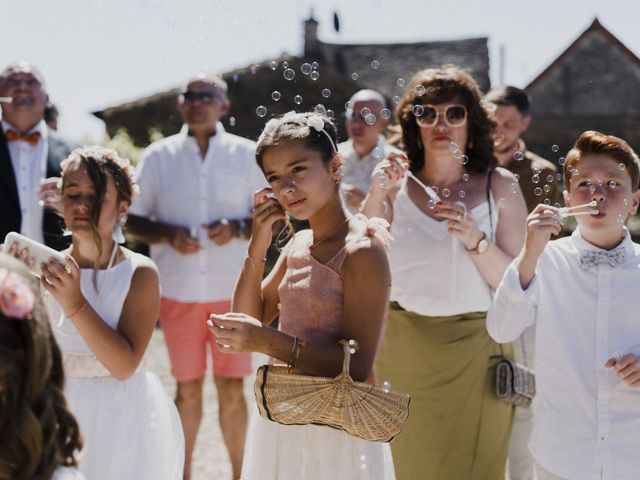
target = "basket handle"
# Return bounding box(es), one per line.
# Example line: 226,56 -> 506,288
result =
339,339 -> 359,375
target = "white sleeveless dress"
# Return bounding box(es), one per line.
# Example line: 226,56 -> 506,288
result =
50,251 -> 184,480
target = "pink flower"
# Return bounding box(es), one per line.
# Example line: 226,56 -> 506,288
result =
0,269 -> 35,319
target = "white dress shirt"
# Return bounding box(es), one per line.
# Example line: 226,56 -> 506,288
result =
487,228 -> 640,480
338,134 -> 399,194
2,119 -> 48,244
130,123 -> 265,302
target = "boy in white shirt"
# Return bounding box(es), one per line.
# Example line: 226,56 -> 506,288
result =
487,130 -> 640,480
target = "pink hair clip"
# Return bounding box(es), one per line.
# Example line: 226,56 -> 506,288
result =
0,268 -> 36,320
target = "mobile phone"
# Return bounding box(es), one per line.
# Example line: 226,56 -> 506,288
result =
3,232 -> 67,277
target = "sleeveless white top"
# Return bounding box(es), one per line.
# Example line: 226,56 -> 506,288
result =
390,177 -> 498,316
50,251 -> 144,354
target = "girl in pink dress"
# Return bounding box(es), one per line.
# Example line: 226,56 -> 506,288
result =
207,111 -> 396,479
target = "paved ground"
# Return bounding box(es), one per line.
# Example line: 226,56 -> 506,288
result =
146,327 -> 265,480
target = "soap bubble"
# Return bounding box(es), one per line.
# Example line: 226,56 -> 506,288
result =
300,63 -> 312,75
609,180 -> 617,190
326,109 -> 335,119
397,78 -> 406,87
255,106 -> 267,118
269,61 -> 278,70
532,175 -> 540,184
344,101 -> 352,110
412,104 -> 424,116
311,61 -> 319,69
442,188 -> 451,198
282,61 -> 289,68
371,60 -> 380,69
271,91 -> 281,101
360,107 -> 372,117
618,163 -> 626,171
428,199 -> 436,210
534,187 -> 543,196
462,173 -> 470,182
314,104 -> 327,115
351,72 -> 359,80
552,144 -> 559,152
283,68 -> 295,80
459,155 -> 469,165
547,174 -> 554,183
364,113 -> 377,125
229,116 -> 236,126
382,381 -> 392,393
310,71 -> 320,81
543,184 -> 551,193
380,108 -> 392,119
458,190 -> 466,199
392,95 -> 400,104
321,88 -> 331,98
414,85 -> 426,96
514,151 -> 524,161
294,95 -> 303,105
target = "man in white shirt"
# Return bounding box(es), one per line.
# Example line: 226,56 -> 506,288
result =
0,61 -> 76,250
338,89 -> 398,211
127,74 -> 264,480
487,130 -> 640,480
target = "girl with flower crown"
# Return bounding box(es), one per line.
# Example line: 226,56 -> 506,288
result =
0,255 -> 85,480
15,147 -> 184,479
207,111 -> 396,479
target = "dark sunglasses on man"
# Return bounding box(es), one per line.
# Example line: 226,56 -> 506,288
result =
181,90 -> 218,104
415,104 -> 467,128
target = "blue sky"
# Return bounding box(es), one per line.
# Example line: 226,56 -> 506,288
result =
3,0 -> 639,141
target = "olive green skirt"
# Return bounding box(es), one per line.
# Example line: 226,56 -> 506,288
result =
375,303 -> 514,480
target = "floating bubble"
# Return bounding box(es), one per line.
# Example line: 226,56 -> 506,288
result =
532,175 -> 540,184
311,61 -> 319,69
544,198 -> 551,205
514,173 -> 520,180
392,95 -> 400,104
624,198 -> 629,206
442,188 -> 451,198
558,157 -> 565,165
232,73 -> 239,82
283,68 -> 295,80
431,186 -> 439,194
498,198 -> 507,209
479,100 -> 486,108
380,108 -> 392,119
462,173 -> 470,182
458,190 -> 466,198
271,91 -> 281,101
543,184 -> 551,193
282,61 -> 289,68
534,187 -> 543,196
255,106 -> 267,118
229,116 -> 236,126
314,104 -> 327,115
617,214 -> 624,225
372,147 -> 383,160
250,65 -> 257,75
448,142 -> 458,152
371,60 -> 380,69
567,164 -> 574,173
364,113 -> 377,125
414,85 -> 426,96
547,174 -> 555,183
294,95 -> 303,105
321,88 -> 331,98
310,70 -> 320,81
397,78 -> 406,87
300,63 -> 312,75
609,180 -> 617,190
459,155 -> 469,165
452,149 -> 462,159
412,104 -> 424,116
552,144 -> 559,152
351,72 -> 359,80
556,173 -> 563,181
382,382 -> 392,393
361,107 -> 372,116
269,60 -> 278,70
326,109 -> 335,119
428,199 -> 436,210
514,151 -> 524,161
511,182 -> 519,194
618,163 -> 626,171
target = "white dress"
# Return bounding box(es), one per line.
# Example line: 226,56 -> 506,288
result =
50,251 -> 184,480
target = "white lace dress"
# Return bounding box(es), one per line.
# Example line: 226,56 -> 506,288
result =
50,251 -> 184,480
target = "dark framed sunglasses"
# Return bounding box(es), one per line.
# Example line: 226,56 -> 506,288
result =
181,90 -> 218,103
414,104 -> 467,128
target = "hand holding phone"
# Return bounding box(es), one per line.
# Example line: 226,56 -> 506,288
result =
3,232 -> 67,277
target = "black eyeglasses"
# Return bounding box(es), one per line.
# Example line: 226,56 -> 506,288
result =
414,104 -> 467,128
181,90 -> 218,103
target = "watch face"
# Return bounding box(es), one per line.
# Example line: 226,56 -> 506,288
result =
478,238 -> 490,254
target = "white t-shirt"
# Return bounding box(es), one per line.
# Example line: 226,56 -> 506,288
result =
51,466 -> 86,480
130,123 -> 265,302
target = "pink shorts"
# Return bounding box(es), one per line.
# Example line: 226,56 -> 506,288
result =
159,298 -> 252,382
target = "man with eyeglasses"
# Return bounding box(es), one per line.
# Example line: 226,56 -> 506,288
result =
0,60 -> 77,251
127,73 -> 265,480
338,89 -> 398,211
485,85 -> 560,480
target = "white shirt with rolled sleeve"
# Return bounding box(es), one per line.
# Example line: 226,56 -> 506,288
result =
129,123 -> 265,303
487,227 -> 640,480
338,134 -> 399,194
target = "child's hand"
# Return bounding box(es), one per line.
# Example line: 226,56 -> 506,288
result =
369,152 -> 408,195
523,204 -> 562,257
40,255 -> 85,317
207,312 -> 263,353
249,188 -> 286,259
605,353 -> 640,388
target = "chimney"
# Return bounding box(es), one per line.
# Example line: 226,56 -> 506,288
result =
304,14 -> 320,58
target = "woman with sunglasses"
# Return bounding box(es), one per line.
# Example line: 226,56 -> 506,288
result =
362,65 -> 528,480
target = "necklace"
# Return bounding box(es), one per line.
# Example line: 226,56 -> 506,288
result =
309,217 -> 351,250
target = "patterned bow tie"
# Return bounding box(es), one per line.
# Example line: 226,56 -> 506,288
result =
5,129 -> 41,145
579,246 -> 627,269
